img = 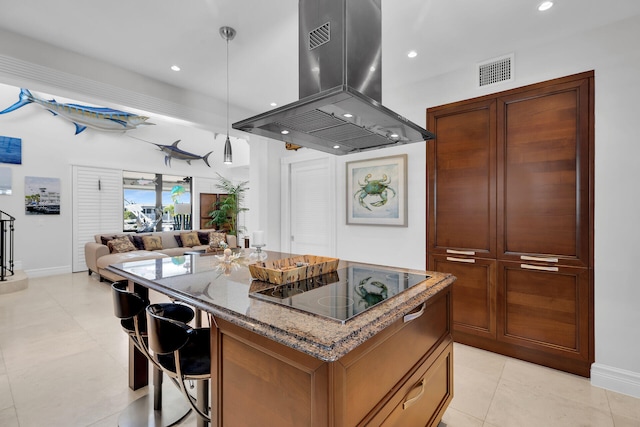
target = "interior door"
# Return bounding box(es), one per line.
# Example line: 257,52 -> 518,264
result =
288,157 -> 335,257
72,165 -> 122,272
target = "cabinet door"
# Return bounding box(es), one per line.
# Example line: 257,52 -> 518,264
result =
497,261 -> 591,367
427,99 -> 497,258
497,78 -> 592,267
430,255 -> 496,339
199,193 -> 218,229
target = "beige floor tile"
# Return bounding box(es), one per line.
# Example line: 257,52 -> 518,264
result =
452,343 -> 507,380
9,346 -> 141,427
501,358 -> 611,414
606,389 -> 640,422
441,406 -> 484,426
0,373 -> 13,410
0,407 -> 19,427
485,377 -> 615,427
448,362 -> 500,420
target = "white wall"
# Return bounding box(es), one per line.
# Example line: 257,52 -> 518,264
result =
0,83 -> 249,275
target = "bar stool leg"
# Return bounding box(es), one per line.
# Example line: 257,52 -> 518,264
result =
196,379 -> 209,427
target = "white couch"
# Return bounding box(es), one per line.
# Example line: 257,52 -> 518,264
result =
85,230 -> 237,282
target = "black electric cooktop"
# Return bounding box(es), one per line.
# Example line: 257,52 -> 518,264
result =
250,265 -> 429,324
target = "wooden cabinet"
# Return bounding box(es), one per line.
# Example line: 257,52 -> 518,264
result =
199,193 -> 227,230
497,261 -> 592,367
426,71 -> 594,377
210,287 -> 453,426
496,78 -> 591,267
428,98 -> 497,258
430,255 -> 496,340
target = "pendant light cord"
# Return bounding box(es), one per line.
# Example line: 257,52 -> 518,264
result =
226,36 -> 229,138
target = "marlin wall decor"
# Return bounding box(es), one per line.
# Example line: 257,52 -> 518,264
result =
0,88 -> 154,134
130,136 -> 213,167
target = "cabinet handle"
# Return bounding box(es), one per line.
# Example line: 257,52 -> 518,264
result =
403,379 -> 426,410
520,255 -> 558,263
521,263 -> 559,272
447,249 -> 476,256
446,257 -> 476,264
403,303 -> 426,323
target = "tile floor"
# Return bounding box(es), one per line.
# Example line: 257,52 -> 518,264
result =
0,273 -> 638,427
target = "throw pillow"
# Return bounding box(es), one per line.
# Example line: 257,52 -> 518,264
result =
181,231 -> 200,248
100,235 -> 116,246
198,231 -> 210,245
141,235 -> 163,251
130,234 -> 147,250
174,235 -> 184,247
208,231 -> 227,248
107,236 -> 136,253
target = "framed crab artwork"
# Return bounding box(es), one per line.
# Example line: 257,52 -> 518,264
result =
346,154 -> 407,226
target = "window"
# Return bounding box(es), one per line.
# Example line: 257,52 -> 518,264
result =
123,171 -> 192,232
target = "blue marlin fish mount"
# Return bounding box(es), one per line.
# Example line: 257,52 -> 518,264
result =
0,88 -> 154,134
132,136 -> 213,167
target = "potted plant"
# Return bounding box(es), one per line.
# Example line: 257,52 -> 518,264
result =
206,173 -> 249,236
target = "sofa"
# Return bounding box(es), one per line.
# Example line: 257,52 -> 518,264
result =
85,230 -> 237,282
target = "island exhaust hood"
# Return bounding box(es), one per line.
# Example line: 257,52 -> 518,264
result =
232,0 -> 435,155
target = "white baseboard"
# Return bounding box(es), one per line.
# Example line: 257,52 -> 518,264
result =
591,363 -> 640,398
25,265 -> 72,278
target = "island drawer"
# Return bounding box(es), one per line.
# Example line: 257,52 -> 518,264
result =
337,288 -> 451,427
367,341 -> 453,427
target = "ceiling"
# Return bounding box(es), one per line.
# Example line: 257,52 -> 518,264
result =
1,0 -> 640,120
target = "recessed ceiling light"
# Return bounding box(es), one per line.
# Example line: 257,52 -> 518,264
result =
407,51 -> 418,58
170,65 -> 181,71
343,113 -> 353,118
538,1 -> 553,11
333,145 -> 340,149
270,102 -> 277,107
390,133 -> 399,139
281,130 -> 290,135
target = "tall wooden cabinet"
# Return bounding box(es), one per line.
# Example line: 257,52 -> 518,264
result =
426,71 -> 594,376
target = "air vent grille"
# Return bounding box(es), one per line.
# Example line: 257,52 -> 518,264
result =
276,109 -> 344,133
309,22 -> 330,50
478,54 -> 514,87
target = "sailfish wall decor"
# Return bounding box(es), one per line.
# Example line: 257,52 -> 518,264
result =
0,88 -> 154,134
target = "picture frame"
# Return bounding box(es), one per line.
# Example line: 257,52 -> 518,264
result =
346,154 -> 407,226
25,176 -> 61,215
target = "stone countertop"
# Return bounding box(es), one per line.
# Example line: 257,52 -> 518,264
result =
107,250 -> 455,362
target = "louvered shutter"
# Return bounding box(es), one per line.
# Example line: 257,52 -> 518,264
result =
72,166 -> 123,272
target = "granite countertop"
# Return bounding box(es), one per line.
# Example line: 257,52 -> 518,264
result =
107,250 -> 455,361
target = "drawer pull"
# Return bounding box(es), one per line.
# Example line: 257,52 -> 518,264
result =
403,379 -> 426,410
521,255 -> 559,263
447,249 -> 476,256
521,263 -> 559,272
403,303 -> 426,323
446,256 -> 476,264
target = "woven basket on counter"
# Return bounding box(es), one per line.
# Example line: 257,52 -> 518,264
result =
248,255 -> 339,285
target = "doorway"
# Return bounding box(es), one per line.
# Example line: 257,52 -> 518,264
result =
282,156 -> 336,256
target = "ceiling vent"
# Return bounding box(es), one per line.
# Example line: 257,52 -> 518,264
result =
477,54 -> 514,87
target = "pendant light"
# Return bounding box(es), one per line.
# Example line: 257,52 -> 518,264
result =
220,26 -> 236,164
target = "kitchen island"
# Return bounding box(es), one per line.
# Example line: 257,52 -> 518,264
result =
108,251 -> 455,427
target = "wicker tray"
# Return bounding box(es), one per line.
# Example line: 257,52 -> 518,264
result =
248,255 -> 339,285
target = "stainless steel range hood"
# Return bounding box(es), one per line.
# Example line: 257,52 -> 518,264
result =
232,0 -> 434,155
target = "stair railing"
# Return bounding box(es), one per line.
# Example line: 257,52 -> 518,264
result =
0,210 -> 15,281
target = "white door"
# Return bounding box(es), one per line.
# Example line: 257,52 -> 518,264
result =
287,157 -> 335,256
72,165 -> 122,272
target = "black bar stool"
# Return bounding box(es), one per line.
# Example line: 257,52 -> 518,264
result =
146,303 -> 212,424
111,281 -> 194,427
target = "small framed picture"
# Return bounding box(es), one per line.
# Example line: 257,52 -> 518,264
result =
346,154 -> 407,226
